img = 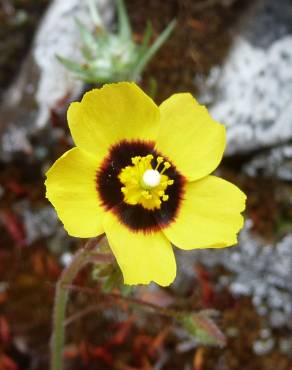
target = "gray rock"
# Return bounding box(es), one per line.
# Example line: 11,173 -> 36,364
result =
198,0 -> 292,155
13,201 -> 59,245
253,338 -> 275,356
0,0 -> 114,160
243,144 -> 292,180
177,220 -> 292,332
33,0 -> 114,129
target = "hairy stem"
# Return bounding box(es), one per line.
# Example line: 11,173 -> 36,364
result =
50,236 -> 105,370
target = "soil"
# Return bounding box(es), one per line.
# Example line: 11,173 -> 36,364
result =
128,0 -> 253,102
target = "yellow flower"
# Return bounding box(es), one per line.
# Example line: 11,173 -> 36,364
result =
45,82 -> 246,287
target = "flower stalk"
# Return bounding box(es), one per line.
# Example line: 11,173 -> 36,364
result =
50,236 -> 109,370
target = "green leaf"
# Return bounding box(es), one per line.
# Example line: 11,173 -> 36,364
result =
147,76 -> 158,100
56,55 -> 100,83
120,285 -> 133,297
116,0 -> 132,41
81,45 -> 93,61
75,17 -> 108,58
131,19 -> 176,80
179,312 -> 226,347
87,0 -> 103,28
56,55 -> 87,73
136,21 -> 153,60
75,18 -> 97,51
92,263 -> 124,293
103,266 -> 123,293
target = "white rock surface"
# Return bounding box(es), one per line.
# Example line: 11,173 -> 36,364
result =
243,144 -> 292,180
34,0 -> 113,128
0,0 -> 114,159
199,0 -> 292,155
178,220 -> 292,332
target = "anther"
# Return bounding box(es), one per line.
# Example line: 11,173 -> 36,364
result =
155,157 -> 164,170
161,162 -> 171,174
119,154 -> 174,210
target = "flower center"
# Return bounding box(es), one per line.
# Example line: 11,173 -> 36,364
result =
118,154 -> 174,210
142,169 -> 161,188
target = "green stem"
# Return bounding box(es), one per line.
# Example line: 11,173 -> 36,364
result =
50,237 -> 104,370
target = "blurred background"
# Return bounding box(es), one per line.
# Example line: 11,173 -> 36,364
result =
1,0 -> 292,369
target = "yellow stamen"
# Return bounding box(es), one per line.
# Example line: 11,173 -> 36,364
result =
161,162 -> 170,174
146,154 -> 154,161
118,154 -> 174,210
155,156 -> 164,170
132,156 -> 141,165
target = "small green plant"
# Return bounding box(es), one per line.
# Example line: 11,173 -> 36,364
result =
57,0 -> 176,83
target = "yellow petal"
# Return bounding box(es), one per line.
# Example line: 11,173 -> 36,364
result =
45,147 -> 104,237
155,93 -> 226,181
103,212 -> 176,286
163,176 -> 246,249
68,82 -> 160,158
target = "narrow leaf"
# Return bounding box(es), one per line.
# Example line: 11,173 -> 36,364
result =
116,0 -> 132,41
56,55 -> 98,82
131,19 -> 176,80
87,0 -> 103,28
136,21 -> 153,59
56,55 -> 87,73
75,18 -> 97,50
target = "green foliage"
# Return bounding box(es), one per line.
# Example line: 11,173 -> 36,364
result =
92,262 -> 125,293
178,311 -> 226,347
57,0 -> 176,83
